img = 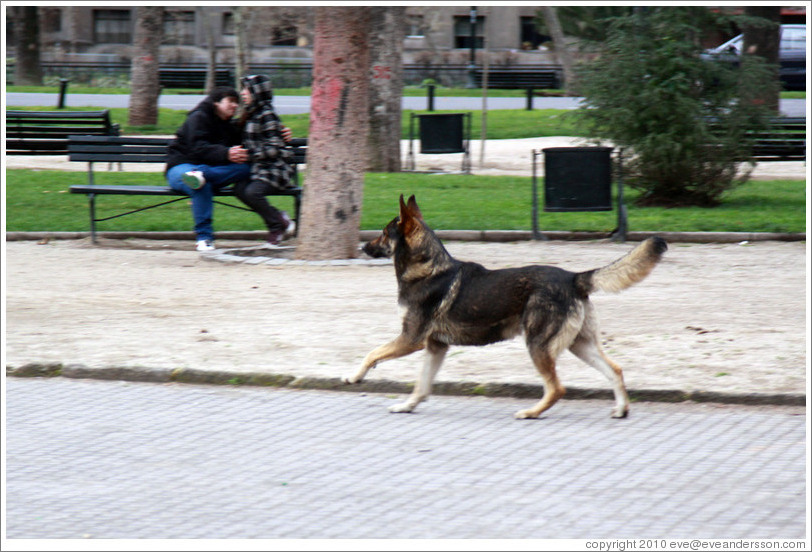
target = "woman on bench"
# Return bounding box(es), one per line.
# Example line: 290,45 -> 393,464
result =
238,74 -> 298,247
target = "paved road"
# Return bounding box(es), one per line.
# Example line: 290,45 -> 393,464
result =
5,92 -> 806,117
5,377 -> 806,539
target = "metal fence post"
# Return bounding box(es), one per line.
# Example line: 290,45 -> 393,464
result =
57,78 -> 70,109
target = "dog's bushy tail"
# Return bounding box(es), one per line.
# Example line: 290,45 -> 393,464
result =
575,237 -> 667,295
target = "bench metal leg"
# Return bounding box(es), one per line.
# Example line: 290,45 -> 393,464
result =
293,194 -> 301,236
89,193 -> 97,244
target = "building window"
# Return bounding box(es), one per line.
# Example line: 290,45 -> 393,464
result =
222,12 -> 234,36
406,14 -> 424,38
93,9 -> 131,44
454,15 -> 484,49
520,16 -> 549,50
43,8 -> 62,33
164,11 -> 195,45
271,25 -> 298,46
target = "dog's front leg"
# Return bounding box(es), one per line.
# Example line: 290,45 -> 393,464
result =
389,341 -> 448,413
343,334 -> 423,384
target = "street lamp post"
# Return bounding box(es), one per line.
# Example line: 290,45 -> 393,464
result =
466,6 -> 478,88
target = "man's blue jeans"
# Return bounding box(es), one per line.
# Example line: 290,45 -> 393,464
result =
166,163 -> 251,241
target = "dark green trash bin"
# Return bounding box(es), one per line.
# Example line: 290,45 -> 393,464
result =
407,112 -> 471,173
543,147 -> 613,212
417,113 -> 467,153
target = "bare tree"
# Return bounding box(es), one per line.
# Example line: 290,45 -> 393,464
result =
233,6 -> 249,86
296,7 -> 371,260
367,7 -> 406,172
128,7 -> 163,126
539,6 -> 577,93
200,7 -> 218,93
12,6 -> 43,86
742,6 -> 782,114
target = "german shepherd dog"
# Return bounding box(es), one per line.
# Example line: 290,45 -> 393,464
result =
344,196 -> 667,419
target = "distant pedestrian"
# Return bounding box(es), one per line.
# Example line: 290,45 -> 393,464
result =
165,87 -> 250,252
238,74 -> 297,247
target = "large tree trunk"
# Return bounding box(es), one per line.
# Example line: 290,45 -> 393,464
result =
128,7 -> 163,126
12,6 -> 43,86
296,7 -> 371,260
742,6 -> 781,114
539,6 -> 576,93
367,7 -> 405,172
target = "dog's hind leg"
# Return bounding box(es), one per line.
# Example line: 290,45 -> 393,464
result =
515,303 -> 583,419
514,348 -> 566,419
389,339 -> 448,413
569,306 -> 630,418
343,334 -> 424,384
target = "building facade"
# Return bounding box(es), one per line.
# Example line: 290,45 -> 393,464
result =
8,6 -> 556,66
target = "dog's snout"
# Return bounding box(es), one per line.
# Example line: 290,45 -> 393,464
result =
362,237 -> 392,258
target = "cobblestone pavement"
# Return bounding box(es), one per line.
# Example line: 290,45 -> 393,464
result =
5,377 -> 807,540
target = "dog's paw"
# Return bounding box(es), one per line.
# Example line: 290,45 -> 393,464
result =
388,402 -> 415,413
611,407 -> 629,419
343,370 -> 366,384
513,409 -> 539,420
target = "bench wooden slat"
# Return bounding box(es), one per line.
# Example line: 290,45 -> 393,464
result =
7,109 -> 113,119
8,139 -> 76,150
67,135 -> 170,145
9,127 -> 119,137
7,118 -> 115,125
69,184 -> 302,196
69,144 -> 170,155
69,153 -> 169,163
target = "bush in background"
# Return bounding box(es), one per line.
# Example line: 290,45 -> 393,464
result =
575,7 -> 779,207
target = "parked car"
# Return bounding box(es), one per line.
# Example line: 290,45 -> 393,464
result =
702,24 -> 806,90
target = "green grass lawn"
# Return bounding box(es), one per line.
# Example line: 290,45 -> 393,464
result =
6,105 -> 581,139
5,169 -> 805,234
6,93 -> 805,236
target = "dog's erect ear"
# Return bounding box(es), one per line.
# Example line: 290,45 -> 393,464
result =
399,194 -> 408,217
405,195 -> 423,220
398,194 -> 422,235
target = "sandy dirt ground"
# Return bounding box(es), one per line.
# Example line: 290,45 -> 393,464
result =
4,236 -> 807,398
5,137 -> 808,180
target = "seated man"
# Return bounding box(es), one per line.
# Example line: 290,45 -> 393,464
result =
165,87 -> 251,252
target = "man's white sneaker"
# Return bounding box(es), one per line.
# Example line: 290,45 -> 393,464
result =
281,211 -> 296,238
183,171 -> 206,190
196,239 -> 215,252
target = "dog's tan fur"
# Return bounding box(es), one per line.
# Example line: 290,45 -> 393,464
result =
345,196 -> 667,419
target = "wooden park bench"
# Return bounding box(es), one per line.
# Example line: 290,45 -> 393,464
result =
706,116 -> 806,163
750,117 -> 805,162
158,68 -> 233,89
6,110 -> 120,155
473,67 -> 562,89
67,135 -> 306,243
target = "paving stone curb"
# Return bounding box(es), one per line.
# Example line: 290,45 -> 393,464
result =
7,362 -> 805,408
4,230 -> 807,244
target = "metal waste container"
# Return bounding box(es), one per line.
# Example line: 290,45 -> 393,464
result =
543,147 -> 613,212
416,113 -> 467,153
407,112 -> 471,173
